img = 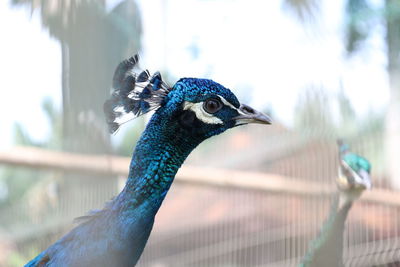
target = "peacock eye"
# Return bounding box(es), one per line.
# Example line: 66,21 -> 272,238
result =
203,98 -> 223,114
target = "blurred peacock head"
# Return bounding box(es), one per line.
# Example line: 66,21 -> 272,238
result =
336,140 -> 372,195
104,55 -> 271,141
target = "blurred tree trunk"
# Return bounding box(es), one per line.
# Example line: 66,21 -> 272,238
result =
12,0 -> 142,214
385,0 -> 400,189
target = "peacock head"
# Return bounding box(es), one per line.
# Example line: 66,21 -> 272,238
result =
104,55 -> 271,142
164,77 -> 271,139
336,141 -> 372,197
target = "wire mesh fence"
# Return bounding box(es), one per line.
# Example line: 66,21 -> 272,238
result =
0,124 -> 399,267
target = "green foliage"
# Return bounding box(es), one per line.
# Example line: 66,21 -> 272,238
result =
294,85 -> 384,138
13,123 -> 35,147
336,88 -> 357,136
344,0 -> 376,53
41,98 -> 63,150
294,86 -> 336,137
116,118 -> 145,157
0,99 -> 62,207
7,250 -> 31,267
0,168 -> 39,207
5,247 -> 41,267
293,85 -> 385,175
282,0 -> 321,23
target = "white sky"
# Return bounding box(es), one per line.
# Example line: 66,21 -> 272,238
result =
0,0 -> 390,148
139,0 -> 389,119
0,1 -> 61,148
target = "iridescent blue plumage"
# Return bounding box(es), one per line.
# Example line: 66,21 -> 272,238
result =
342,153 -> 371,175
25,55 -> 271,266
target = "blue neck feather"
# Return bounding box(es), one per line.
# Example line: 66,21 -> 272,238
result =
115,106 -> 202,214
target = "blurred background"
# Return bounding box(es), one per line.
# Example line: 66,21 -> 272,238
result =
0,0 -> 399,266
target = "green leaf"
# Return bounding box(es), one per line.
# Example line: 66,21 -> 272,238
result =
344,0 -> 375,54
282,0 -> 321,23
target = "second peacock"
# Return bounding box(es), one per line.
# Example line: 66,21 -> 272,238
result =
300,141 -> 372,267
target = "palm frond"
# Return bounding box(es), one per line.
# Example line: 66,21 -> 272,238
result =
282,0 -> 321,23
344,0 -> 375,54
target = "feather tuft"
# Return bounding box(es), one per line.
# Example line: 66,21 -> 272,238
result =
150,72 -> 163,91
137,70 -> 150,83
120,75 -> 136,97
112,54 -> 139,89
104,55 -> 172,134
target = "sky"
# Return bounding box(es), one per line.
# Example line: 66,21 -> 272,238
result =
0,0 -> 390,148
138,0 -> 389,118
0,1 -> 61,148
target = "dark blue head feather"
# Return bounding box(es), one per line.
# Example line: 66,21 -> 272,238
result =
171,78 -> 240,107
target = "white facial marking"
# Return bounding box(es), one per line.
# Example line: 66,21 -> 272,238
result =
183,95 -> 241,125
183,101 -> 223,124
218,96 -> 237,110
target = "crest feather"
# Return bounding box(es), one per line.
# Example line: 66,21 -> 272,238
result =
104,55 -> 171,133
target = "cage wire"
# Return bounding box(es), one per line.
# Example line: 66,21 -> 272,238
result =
0,124 -> 399,267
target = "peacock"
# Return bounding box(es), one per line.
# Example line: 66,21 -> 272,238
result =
300,140 -> 371,267
25,55 -> 271,267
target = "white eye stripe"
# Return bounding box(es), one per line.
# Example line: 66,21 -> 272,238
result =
217,96 -> 238,110
182,95 -> 239,125
183,101 -> 223,124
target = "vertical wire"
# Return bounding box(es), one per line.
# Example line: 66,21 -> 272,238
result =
288,193 -> 291,266
371,203 -> 377,266
378,203 -> 385,265
393,207 -> 400,262
364,202 -> 371,267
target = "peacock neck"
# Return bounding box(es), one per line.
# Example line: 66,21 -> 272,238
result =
300,193 -> 353,267
116,111 -> 201,214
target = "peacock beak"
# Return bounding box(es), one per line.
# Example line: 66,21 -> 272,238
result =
234,104 -> 272,125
